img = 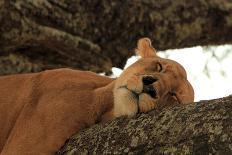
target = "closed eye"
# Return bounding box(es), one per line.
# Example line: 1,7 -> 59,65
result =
157,62 -> 162,72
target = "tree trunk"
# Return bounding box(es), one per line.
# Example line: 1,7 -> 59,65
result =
1,0 -> 232,74
57,95 -> 232,154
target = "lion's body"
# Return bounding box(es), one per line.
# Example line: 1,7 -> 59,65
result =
0,38 -> 194,155
0,69 -> 114,154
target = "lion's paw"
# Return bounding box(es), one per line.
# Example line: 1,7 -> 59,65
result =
139,93 -> 156,113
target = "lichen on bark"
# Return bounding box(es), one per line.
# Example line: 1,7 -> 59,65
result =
1,0 -> 232,74
57,95 -> 232,154
0,53 -> 42,75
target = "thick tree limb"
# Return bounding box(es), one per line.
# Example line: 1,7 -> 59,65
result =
1,0 -> 232,74
57,95 -> 232,154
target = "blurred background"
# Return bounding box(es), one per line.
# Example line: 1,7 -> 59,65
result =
0,1 -> 232,101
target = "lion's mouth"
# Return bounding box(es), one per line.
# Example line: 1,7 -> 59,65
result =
117,85 -> 157,99
131,90 -> 140,100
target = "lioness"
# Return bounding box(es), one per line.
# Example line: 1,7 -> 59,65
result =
0,38 -> 194,155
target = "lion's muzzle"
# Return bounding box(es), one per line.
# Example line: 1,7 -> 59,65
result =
142,76 -> 157,98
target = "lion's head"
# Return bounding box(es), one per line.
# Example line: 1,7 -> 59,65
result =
113,38 -> 194,117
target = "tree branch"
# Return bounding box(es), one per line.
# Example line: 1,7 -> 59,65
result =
57,95 -> 232,154
1,0 -> 232,73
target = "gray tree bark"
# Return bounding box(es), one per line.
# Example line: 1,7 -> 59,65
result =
1,0 -> 232,74
57,95 -> 232,154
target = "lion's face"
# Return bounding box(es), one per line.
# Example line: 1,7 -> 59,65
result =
117,57 -> 194,107
113,38 -> 194,117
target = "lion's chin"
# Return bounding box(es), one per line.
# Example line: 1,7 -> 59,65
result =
113,86 -> 140,118
116,86 -> 141,105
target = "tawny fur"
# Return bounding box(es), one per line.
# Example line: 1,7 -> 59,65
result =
0,38 -> 194,155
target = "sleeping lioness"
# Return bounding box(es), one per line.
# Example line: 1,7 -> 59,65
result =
0,38 -> 194,155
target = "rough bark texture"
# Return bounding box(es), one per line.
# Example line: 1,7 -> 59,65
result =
57,95 -> 232,155
1,0 -> 232,74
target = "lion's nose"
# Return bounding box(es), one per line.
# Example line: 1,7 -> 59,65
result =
142,76 -> 157,85
143,85 -> 156,98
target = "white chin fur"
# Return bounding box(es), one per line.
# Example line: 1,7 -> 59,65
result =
113,87 -> 138,118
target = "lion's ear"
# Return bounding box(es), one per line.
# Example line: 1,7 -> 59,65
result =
135,38 -> 157,58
